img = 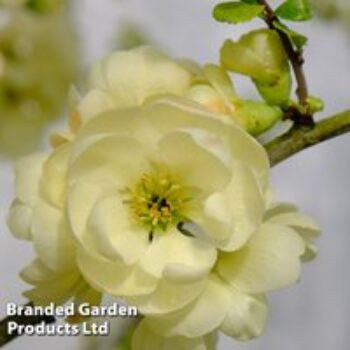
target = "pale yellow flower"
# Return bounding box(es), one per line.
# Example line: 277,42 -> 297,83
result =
69,96 -> 270,313
7,47 -> 320,349
8,93 -> 270,314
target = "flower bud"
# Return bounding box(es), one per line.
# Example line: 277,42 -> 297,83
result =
221,29 -> 292,106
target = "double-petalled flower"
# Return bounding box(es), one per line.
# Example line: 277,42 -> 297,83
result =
7,46 -> 320,349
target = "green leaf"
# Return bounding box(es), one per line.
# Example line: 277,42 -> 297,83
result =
242,0 -> 260,3
221,29 -> 289,83
254,70 -> 292,106
275,0 -> 312,21
273,21 -> 308,49
213,1 -> 264,24
26,0 -> 61,13
306,96 -> 324,114
234,100 -> 284,135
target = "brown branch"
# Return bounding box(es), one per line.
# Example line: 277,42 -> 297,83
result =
0,302 -> 55,347
257,0 -> 310,114
265,110 -> 350,166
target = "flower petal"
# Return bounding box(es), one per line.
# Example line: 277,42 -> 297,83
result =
266,211 -> 321,237
145,97 -> 269,190
132,320 -> 212,350
68,135 -> 150,187
20,259 -> 56,284
266,210 -> 321,262
220,289 -> 267,341
74,107 -> 160,148
41,144 -> 70,209
89,46 -> 192,107
264,202 -> 297,220
77,249 -> 157,297
218,222 -> 305,293
139,229 -> 217,283
78,89 -> 116,123
15,153 -> 46,206
195,163 -> 265,251
21,261 -> 81,306
145,276 -> 230,337
31,199 -> 76,272
86,195 -> 148,265
7,199 -> 33,240
67,180 -> 106,243
128,278 -> 207,315
158,131 -> 230,194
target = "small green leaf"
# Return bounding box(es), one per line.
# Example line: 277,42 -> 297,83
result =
254,70 -> 292,106
242,0 -> 260,3
273,21 -> 308,49
234,100 -> 284,135
276,0 -> 312,21
213,1 -> 264,24
26,0 -> 61,13
306,96 -> 324,114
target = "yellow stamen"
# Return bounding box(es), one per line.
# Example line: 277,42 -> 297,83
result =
122,169 -> 189,234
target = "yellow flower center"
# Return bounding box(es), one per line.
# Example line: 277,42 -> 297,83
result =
122,171 -> 189,237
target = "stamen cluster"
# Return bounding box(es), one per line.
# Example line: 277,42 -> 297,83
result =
123,171 -> 188,233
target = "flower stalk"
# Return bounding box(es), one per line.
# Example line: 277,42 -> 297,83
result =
265,110 -> 350,166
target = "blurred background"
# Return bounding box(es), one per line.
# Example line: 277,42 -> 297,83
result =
0,0 -> 350,349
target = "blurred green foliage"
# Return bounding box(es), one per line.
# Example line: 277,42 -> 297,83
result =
0,4 -> 79,156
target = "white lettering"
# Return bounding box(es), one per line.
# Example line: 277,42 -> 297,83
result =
6,303 -> 17,316
7,321 -> 18,334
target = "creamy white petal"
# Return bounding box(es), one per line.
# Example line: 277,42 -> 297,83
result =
21,267 -> 81,306
86,195 -> 148,265
21,260 -> 99,311
145,276 -> 230,337
182,127 -> 232,169
132,320 -> 211,350
158,131 -> 230,194
20,259 -> 56,284
220,289 -> 267,341
139,229 -> 217,283
128,278 -> 207,315
89,46 -> 192,107
264,202 -> 297,220
67,181 -> 106,243
77,249 -> 157,297
74,107 -> 161,148
78,89 -> 116,123
218,222 -> 305,293
15,153 -> 46,206
31,199 -> 76,272
7,199 -> 33,240
145,98 -> 269,190
68,134 -> 150,187
185,85 -> 229,115
266,212 -> 321,238
265,204 -> 321,262
203,64 -> 237,100
195,163 -> 265,251
41,144 -> 70,209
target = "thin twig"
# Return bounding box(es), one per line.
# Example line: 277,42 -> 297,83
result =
0,302 -> 55,347
257,0 -> 311,116
265,110 -> 350,166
